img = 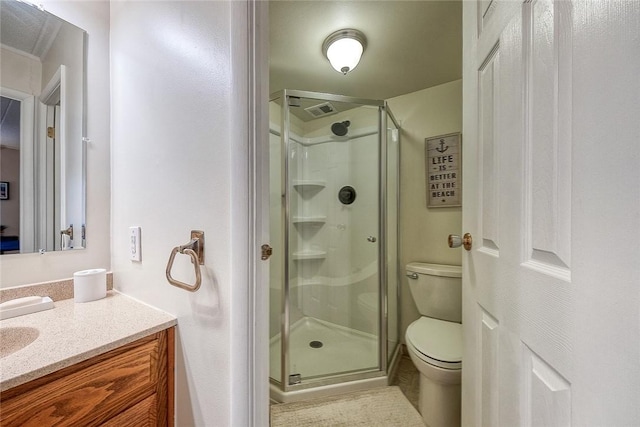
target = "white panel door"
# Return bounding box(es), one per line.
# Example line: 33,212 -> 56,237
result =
462,1 -> 640,426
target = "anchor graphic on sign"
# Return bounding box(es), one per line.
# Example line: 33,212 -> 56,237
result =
435,139 -> 449,153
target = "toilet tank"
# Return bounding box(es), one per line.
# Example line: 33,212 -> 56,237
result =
406,262 -> 462,323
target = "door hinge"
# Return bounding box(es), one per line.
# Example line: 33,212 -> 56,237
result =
47,126 -> 55,139
261,244 -> 273,260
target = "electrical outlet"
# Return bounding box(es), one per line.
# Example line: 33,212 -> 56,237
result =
129,226 -> 141,262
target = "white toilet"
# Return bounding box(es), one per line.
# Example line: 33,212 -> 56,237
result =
405,262 -> 462,427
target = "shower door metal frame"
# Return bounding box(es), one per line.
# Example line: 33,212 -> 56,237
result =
378,103 -> 388,376
271,89 -> 399,393
383,102 -> 402,367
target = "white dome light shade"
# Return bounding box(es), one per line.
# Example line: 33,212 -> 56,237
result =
322,29 -> 367,75
326,38 -> 363,74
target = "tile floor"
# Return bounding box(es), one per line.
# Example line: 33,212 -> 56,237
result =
391,353 -> 420,410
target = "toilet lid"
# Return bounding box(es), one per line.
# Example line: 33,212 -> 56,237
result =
406,317 -> 462,369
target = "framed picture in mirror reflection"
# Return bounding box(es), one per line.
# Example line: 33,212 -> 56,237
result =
0,182 -> 8,200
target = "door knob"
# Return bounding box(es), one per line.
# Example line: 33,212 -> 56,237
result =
448,233 -> 473,251
261,244 -> 273,260
367,236 -> 377,243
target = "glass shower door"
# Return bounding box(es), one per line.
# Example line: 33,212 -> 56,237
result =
284,94 -> 381,385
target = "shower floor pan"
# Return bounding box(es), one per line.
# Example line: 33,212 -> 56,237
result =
270,316 -> 379,382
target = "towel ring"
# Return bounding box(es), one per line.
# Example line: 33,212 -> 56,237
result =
166,230 -> 204,292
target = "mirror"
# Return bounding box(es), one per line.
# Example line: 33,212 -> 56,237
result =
0,0 -> 86,254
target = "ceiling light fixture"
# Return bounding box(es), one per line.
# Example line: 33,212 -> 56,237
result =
322,29 -> 367,75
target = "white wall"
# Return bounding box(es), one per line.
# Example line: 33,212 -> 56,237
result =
0,1 -> 110,287
110,1 -> 251,425
0,47 -> 42,95
387,79 -> 463,338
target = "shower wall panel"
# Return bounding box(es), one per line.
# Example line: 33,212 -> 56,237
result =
290,109 -> 379,335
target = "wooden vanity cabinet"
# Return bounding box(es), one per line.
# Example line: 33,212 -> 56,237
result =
0,328 -> 174,427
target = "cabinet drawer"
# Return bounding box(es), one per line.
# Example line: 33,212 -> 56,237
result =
101,394 -> 158,427
0,330 -> 171,427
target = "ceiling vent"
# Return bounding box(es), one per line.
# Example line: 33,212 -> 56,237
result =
304,102 -> 337,118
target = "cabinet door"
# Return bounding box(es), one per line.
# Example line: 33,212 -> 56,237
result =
0,329 -> 172,427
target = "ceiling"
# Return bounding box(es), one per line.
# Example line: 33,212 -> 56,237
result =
0,0 -> 63,59
269,0 -> 462,102
1,0 -> 67,149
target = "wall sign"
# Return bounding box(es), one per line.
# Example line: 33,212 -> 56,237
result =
425,133 -> 461,208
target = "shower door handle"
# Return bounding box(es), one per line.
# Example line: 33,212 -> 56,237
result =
367,236 -> 377,243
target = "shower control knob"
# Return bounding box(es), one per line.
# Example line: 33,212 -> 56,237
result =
448,233 -> 473,251
367,236 -> 377,243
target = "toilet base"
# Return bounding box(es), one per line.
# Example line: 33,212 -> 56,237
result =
418,372 -> 461,427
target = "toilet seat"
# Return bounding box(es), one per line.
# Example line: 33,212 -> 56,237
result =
406,317 -> 462,370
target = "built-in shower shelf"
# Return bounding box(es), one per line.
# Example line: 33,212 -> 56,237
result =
300,279 -> 326,286
291,250 -> 327,260
293,180 -> 326,193
290,278 -> 327,287
292,216 -> 327,225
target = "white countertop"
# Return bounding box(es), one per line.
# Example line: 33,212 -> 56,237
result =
0,291 -> 176,392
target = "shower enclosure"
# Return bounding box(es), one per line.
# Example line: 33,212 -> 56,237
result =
269,90 -> 400,402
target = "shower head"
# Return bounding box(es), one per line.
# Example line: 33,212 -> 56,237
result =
331,120 -> 351,137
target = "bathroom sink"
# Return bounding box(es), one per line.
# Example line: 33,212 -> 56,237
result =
0,326 -> 40,358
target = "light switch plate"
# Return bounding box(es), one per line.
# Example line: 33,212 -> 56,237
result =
129,226 -> 141,262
